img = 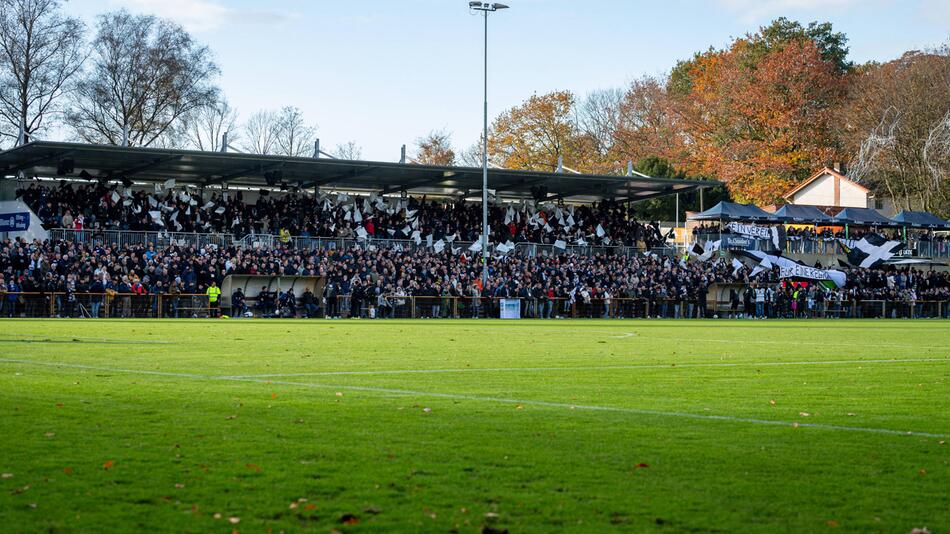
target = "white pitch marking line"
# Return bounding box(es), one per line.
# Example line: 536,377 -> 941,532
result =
1,358 -> 948,439
653,336 -> 950,351
224,358 -> 950,379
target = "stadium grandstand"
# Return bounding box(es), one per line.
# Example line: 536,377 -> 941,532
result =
1,141 -> 949,320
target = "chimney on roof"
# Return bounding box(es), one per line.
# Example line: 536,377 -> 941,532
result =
833,161 -> 847,175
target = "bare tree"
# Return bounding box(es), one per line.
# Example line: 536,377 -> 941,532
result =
66,10 -> 219,147
0,0 -> 85,144
414,129 -> 456,165
186,98 -> 238,152
241,109 -> 278,155
334,140 -> 362,160
459,139 -> 484,167
922,111 -> 950,193
839,44 -> 950,213
577,87 -> 624,157
273,106 -> 316,157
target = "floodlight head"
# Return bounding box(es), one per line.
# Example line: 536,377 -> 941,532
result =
469,1 -> 483,7
494,3 -> 509,9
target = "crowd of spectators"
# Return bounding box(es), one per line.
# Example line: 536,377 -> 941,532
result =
16,182 -> 668,249
1,236 -> 948,319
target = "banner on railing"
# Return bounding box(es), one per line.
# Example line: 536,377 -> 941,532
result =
727,222 -> 770,239
0,212 -> 29,231
727,222 -> 786,251
500,299 -> 521,319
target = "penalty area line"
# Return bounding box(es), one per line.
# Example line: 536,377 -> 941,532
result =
1,358 -> 948,440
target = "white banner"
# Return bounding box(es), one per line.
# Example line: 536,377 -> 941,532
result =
727,222 -> 771,239
779,264 -> 846,288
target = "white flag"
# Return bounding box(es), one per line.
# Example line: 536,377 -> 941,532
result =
215,207 -> 226,215
553,240 -> 567,250
163,179 -> 176,190
732,258 -> 744,276
356,227 -> 368,240
434,239 -> 445,253
111,192 -> 120,203
596,224 -> 606,237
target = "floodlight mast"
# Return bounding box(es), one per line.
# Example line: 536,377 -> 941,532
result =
468,1 -> 509,293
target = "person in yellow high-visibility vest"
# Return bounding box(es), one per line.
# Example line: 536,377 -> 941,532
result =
206,281 -> 222,318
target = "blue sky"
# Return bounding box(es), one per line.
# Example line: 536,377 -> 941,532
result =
66,0 -> 949,160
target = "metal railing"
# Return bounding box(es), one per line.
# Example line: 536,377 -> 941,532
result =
222,295 -> 949,320
0,293 -> 211,318
692,232 -> 950,259
45,228 -> 671,258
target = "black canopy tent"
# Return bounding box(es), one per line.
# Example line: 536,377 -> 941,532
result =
0,141 -> 718,203
890,211 -> 950,229
773,204 -> 836,225
832,207 -> 899,227
687,201 -> 781,223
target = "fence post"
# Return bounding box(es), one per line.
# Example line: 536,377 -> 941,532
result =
410,297 -> 416,319
49,293 -> 55,318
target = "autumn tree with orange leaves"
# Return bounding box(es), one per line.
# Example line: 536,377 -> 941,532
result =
667,35 -> 848,204
486,91 -> 606,174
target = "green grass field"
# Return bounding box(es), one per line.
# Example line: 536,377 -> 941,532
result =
0,319 -> 947,533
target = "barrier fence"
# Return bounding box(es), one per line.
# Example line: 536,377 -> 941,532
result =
1,292 -> 946,319
224,295 -> 950,320
0,293 -> 211,318
46,228 -> 664,258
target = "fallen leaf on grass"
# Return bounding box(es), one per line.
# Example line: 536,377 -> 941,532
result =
335,392 -> 344,397
288,502 -> 298,510
271,393 -> 278,399
826,519 -> 839,527
364,506 -> 381,515
846,413 -> 856,417
225,415 -> 237,420
213,513 -> 221,519
939,441 -> 945,446
515,404 -> 524,410
10,484 -> 29,495
339,513 -> 360,525
245,463 -> 261,473
43,432 -> 55,438
102,460 -> 114,470
769,400 -> 776,406
635,463 -> 650,469
792,422 -> 800,428
304,503 -> 317,511
228,516 -> 240,524
27,503 -> 37,509
55,403 -> 63,408
799,412 -> 811,417
1,473 -> 12,479
919,469 -> 927,476
422,407 -> 432,413
174,483 -> 185,489
63,467 -> 73,475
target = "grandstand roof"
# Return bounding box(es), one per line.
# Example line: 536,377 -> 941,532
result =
0,141 -> 716,202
